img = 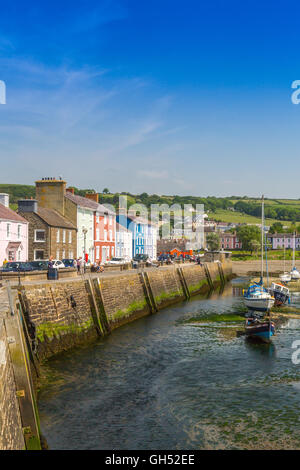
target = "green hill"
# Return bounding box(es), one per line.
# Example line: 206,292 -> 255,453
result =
0,184 -> 299,226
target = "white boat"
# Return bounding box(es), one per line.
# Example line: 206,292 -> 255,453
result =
279,272 -> 291,282
279,244 -> 291,282
243,195 -> 275,312
244,289 -> 275,312
268,281 -> 290,306
290,232 -> 300,280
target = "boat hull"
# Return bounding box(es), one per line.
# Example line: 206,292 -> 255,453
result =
244,297 -> 275,312
245,321 -> 275,343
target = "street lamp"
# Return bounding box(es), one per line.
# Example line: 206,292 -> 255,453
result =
82,227 -> 88,261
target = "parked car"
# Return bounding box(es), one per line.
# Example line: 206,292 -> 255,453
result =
62,259 -> 76,268
47,260 -> 66,269
133,254 -> 149,262
29,261 -> 48,271
0,262 -> 34,272
105,257 -> 127,265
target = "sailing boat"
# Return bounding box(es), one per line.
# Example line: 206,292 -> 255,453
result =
243,196 -> 275,313
244,195 -> 275,342
290,231 -> 300,280
279,243 -> 291,282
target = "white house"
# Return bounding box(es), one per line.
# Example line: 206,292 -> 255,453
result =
65,192 -> 95,262
115,222 -> 132,260
0,194 -> 28,265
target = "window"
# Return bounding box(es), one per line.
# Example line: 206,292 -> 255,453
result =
56,230 -> 60,243
34,229 -> 45,242
63,230 -> 66,243
109,215 -> 112,225
96,229 -> 100,241
104,230 -> 107,241
69,231 -> 72,244
34,250 -> 44,260
62,250 -> 65,259
104,214 -> 107,224
96,246 -> 100,259
17,225 -> 21,239
56,250 -> 60,260
69,250 -> 73,259
6,223 -> 10,239
111,246 -> 114,256
109,230 -> 112,241
17,250 -> 21,261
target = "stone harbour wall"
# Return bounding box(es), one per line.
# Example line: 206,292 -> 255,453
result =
0,320 -> 25,450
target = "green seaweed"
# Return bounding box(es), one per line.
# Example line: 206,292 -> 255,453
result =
36,319 -> 94,342
112,299 -> 148,321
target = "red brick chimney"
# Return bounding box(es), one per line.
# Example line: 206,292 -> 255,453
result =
66,187 -> 75,194
85,193 -> 99,203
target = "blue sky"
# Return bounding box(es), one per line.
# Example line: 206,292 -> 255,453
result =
1,0 -> 300,197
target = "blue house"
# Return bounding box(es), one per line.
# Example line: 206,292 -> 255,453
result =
116,213 -> 147,257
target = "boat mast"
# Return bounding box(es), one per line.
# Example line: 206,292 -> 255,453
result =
261,194 -> 264,287
293,231 -> 296,268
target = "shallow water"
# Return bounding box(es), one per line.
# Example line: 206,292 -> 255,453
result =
38,280 -> 300,449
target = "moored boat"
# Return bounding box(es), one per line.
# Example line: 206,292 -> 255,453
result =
245,315 -> 275,343
243,195 -> 275,313
244,282 -> 275,311
268,281 -> 290,306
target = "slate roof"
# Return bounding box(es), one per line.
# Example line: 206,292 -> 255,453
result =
0,203 -> 28,223
36,207 -> 76,229
65,192 -> 115,215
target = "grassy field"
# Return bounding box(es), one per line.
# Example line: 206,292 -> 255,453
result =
211,209 -> 292,226
231,249 -> 299,261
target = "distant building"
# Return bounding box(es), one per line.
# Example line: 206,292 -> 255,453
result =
0,194 -> 28,265
117,212 -> 157,259
18,199 -> 76,261
34,178 -> 116,263
115,222 -> 132,260
267,233 -> 300,250
220,232 -> 242,250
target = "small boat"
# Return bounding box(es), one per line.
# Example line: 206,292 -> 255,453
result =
244,281 -> 275,312
279,244 -> 291,282
291,266 -> 300,280
245,314 -> 275,343
279,272 -> 291,283
268,281 -> 290,306
243,195 -> 275,313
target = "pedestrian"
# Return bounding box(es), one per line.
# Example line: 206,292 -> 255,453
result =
76,258 -> 81,274
3,258 -> 7,266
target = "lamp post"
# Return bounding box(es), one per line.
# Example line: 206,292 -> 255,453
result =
82,227 -> 88,262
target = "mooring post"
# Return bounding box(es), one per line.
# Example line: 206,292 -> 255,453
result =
177,267 -> 190,299
85,278 -> 104,336
92,278 -> 111,334
144,272 -> 158,312
204,263 -> 213,289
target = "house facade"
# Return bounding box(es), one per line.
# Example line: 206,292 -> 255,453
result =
115,222 -> 132,260
267,233 -> 300,250
117,213 -> 157,259
18,199 -> 77,261
220,232 -> 242,250
84,193 -> 116,263
34,179 -> 117,263
0,194 -> 28,265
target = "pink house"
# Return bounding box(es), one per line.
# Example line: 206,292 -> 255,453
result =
0,194 -> 28,265
220,232 -> 242,250
267,233 -> 300,250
